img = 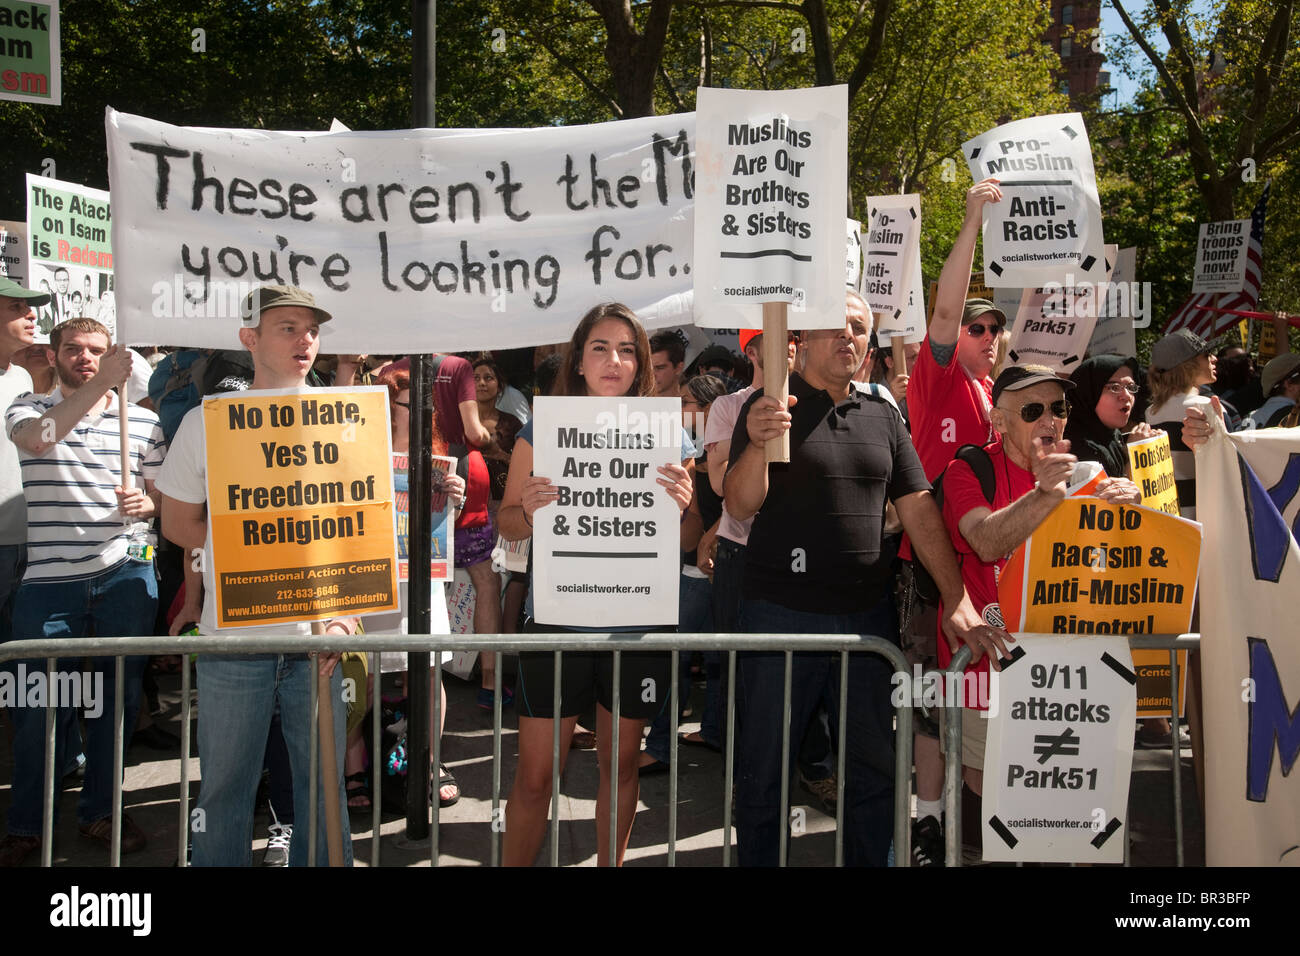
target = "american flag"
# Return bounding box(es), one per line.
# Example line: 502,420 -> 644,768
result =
1164,183 -> 1269,338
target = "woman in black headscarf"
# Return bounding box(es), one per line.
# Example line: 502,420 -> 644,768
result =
1065,354 -> 1157,481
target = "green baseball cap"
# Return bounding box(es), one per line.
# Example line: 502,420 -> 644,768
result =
0,277 -> 51,308
240,284 -> 332,327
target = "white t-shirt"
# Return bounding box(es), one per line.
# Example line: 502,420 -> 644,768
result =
156,404 -> 311,636
0,362 -> 33,546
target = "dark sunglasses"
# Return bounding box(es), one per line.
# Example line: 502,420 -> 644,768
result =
1013,399 -> 1071,423
965,321 -> 1004,338
393,400 -> 410,408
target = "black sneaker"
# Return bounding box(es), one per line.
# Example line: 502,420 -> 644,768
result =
262,805 -> 291,867
911,814 -> 945,867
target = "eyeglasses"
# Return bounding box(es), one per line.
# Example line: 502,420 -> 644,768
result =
965,321 -> 1004,338
1102,382 -> 1140,396
1012,399 -> 1071,423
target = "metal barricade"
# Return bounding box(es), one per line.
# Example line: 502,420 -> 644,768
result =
938,633 -> 1201,867
1,631 -> 914,868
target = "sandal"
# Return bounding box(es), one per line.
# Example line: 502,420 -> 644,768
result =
345,771 -> 372,813
435,764 -> 460,808
570,730 -> 597,750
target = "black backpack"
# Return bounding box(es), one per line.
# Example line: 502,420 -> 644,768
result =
911,443 -> 996,607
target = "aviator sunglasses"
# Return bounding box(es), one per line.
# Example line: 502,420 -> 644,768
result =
965,321 -> 1004,338
1010,399 -> 1071,423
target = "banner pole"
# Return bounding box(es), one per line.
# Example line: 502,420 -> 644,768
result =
118,377 -> 132,491
404,0 -> 437,842
762,301 -> 790,463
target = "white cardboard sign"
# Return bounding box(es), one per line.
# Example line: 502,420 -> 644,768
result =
1088,245 -> 1137,357
863,193 -> 920,327
531,397 -> 682,627
106,108 -> 696,351
963,113 -> 1106,287
1191,219 -> 1250,294
982,634 -> 1138,863
1006,246 -> 1114,372
692,85 -> 847,330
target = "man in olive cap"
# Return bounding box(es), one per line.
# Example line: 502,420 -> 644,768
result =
158,284 -> 358,866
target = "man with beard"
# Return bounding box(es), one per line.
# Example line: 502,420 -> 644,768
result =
0,318 -> 165,866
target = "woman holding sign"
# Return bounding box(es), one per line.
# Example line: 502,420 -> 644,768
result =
497,303 -> 694,866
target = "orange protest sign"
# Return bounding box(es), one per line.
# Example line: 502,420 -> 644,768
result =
998,498 -> 1200,638
203,387 -> 399,627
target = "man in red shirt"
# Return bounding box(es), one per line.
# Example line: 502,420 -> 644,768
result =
911,178 -> 1007,482
940,365 -> 1140,806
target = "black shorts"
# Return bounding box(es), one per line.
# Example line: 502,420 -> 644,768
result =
516,620 -> 673,721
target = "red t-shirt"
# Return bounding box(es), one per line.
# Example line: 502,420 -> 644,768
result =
387,355 -> 477,447
938,440 -> 1034,709
909,335 -> 995,482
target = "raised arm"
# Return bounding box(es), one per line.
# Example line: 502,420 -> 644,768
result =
930,179 -> 1003,348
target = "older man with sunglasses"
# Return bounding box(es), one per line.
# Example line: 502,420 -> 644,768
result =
936,365 -> 1142,852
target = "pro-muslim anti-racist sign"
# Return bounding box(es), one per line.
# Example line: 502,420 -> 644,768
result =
982,634 -> 1138,863
24,174 -> 117,339
692,85 -> 847,331
106,108 -> 696,352
202,387 -> 399,627
531,396 -> 682,627
962,113 -> 1106,287
1191,219 -> 1251,294
863,193 -> 920,328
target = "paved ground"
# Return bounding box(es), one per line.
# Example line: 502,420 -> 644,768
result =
0,658 -> 1202,867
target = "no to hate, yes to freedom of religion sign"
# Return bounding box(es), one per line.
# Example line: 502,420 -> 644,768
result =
203,386 -> 399,628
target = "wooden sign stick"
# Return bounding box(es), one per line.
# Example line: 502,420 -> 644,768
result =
891,336 -> 909,378
762,301 -> 790,464
312,622 -> 345,867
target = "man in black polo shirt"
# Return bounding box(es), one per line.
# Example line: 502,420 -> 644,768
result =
725,289 -> 1008,866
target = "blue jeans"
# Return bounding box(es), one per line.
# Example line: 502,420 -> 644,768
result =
192,654 -> 352,866
735,597 -> 898,867
4,559 -> 154,835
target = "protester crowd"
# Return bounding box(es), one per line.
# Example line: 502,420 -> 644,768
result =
0,177 -> 1295,868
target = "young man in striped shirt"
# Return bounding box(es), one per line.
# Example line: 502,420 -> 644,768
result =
1,318 -> 165,866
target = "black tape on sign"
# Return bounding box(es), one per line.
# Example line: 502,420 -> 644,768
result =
910,207 -> 918,219
989,262 -> 1004,277
893,308 -> 902,319
1100,651 -> 1138,685
970,147 -> 982,160
1091,817 -> 1122,848
1063,355 -> 1079,366
999,644 -> 1027,670
988,815 -> 1018,849
1081,255 -> 1097,272
1062,125 -> 1078,140
1009,349 -> 1020,363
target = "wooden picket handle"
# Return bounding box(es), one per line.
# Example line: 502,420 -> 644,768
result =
762,301 -> 790,464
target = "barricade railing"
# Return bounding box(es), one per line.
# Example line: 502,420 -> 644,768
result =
938,633 -> 1202,867
1,631 -> 913,868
